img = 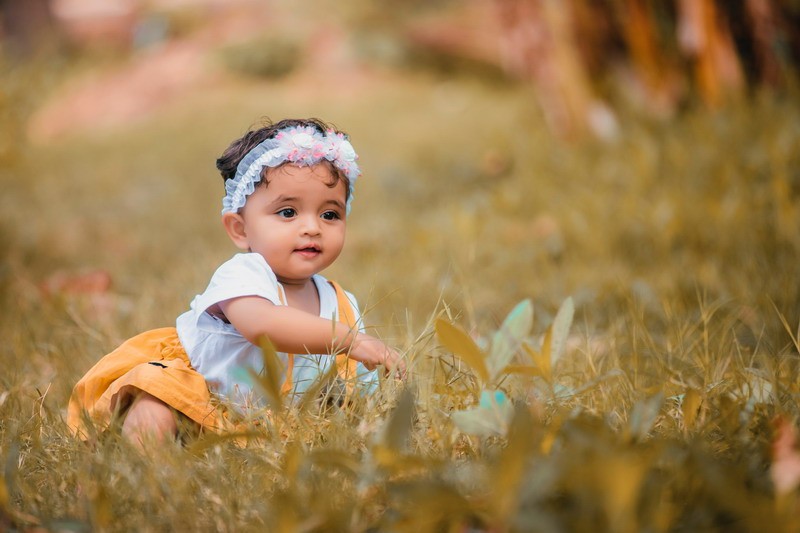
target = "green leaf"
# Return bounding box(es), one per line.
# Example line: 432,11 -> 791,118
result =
452,390 -> 513,437
627,393 -> 663,441
549,297 -> 574,367
488,299 -> 533,379
479,389 -> 509,409
435,318 -> 489,383
451,407 -> 507,437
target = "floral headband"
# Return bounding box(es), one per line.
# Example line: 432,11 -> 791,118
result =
221,125 -> 360,215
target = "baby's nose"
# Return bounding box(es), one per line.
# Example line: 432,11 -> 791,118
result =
300,215 -> 321,234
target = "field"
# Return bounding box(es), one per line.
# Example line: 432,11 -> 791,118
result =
2,49 -> 800,531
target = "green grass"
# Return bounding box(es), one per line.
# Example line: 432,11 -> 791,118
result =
1,58 -> 800,531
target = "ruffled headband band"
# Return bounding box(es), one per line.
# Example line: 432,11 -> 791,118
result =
221,125 -> 361,215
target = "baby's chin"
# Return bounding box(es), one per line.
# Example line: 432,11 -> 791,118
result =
271,253 -> 341,284
274,269 -> 322,286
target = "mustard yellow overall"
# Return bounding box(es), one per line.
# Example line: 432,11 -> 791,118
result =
67,281 -> 360,437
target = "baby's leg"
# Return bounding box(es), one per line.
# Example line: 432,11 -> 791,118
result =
121,391 -> 177,448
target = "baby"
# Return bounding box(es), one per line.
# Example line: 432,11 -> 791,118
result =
68,118 -> 405,445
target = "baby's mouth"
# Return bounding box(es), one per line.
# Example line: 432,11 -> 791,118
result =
295,244 -> 321,255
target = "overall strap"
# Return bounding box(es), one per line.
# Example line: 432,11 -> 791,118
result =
277,281 -> 360,396
276,287 -> 295,396
328,281 -> 361,392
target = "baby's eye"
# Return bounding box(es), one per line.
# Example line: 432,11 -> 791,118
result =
321,211 -> 341,221
277,208 -> 296,218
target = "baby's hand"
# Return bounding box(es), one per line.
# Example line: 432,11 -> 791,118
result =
351,333 -> 406,378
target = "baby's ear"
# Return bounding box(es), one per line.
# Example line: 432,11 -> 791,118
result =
221,213 -> 250,250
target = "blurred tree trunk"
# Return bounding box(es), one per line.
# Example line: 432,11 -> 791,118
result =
745,0 -> 784,86
623,0 -> 663,90
0,0 -> 55,57
677,0 -> 744,106
617,0 -> 683,116
495,0 -> 600,139
490,0 -> 798,134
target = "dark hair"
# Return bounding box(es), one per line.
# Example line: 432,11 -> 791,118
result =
216,117 -> 352,201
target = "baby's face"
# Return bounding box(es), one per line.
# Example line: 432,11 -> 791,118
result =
238,164 -> 347,285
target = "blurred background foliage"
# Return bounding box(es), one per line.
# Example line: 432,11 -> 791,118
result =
1,0 -> 800,530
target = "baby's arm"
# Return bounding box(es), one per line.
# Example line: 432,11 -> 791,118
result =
219,296 -> 405,374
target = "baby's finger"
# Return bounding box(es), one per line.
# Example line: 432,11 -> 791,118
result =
395,359 -> 408,380
385,357 -> 407,380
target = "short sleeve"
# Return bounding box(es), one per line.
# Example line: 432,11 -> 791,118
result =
191,253 -> 282,319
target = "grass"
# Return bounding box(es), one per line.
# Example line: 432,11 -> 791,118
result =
1,55 -> 800,531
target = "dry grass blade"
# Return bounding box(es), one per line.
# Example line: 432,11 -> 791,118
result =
681,388 -> 703,432
381,388 -> 415,452
296,360 -> 340,414
255,335 -> 285,412
489,406 -> 534,523
186,430 -> 266,454
502,364 -> 543,377
0,474 -> 40,529
373,389 -> 427,474
771,300 -> 800,354
386,481 -> 475,532
304,449 -> 361,479
526,328 -> 554,381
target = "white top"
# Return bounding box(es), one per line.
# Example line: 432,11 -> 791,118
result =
175,253 -> 376,406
